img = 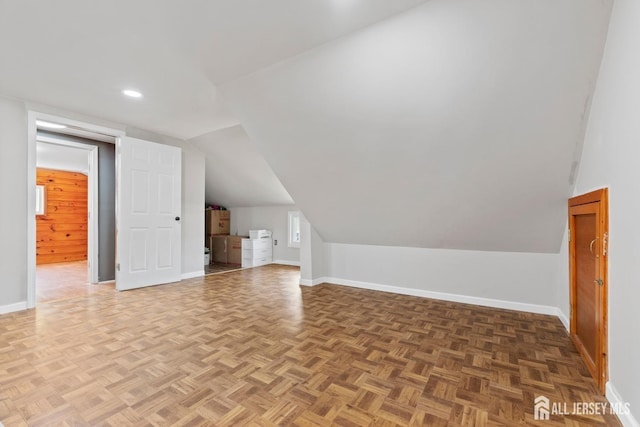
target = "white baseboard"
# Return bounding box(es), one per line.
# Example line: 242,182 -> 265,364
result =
0,301 -> 28,315
606,382 -> 639,427
181,270 -> 204,280
273,259 -> 301,267
317,276 -> 562,318
556,309 -> 570,332
299,277 -> 327,286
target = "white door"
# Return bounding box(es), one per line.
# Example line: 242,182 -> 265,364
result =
116,136 -> 181,290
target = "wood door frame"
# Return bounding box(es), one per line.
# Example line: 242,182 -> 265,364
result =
568,188 -> 608,393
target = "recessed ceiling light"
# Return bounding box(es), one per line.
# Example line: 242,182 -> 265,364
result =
36,120 -> 66,129
122,89 -> 143,98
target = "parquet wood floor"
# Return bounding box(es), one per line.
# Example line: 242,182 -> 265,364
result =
0,265 -> 621,426
36,261 -> 114,303
204,263 -> 245,276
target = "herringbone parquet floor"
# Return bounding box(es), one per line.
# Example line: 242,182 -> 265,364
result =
0,265 -> 621,426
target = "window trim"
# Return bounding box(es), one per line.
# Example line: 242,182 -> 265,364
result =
288,211 -> 301,248
35,185 -> 46,216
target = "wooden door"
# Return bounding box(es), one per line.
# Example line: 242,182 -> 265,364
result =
568,188 -> 608,393
116,136 -> 182,290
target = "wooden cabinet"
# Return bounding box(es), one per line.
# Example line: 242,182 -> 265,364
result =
209,235 -> 244,264
241,238 -> 273,268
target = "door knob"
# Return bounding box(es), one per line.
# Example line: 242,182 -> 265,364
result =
175,216 -> 181,221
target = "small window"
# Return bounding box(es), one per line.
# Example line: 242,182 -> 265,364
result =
288,211 -> 301,248
35,185 -> 46,215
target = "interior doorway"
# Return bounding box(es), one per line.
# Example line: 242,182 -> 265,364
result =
568,188 -> 609,393
27,112 -> 123,308
28,113 -> 183,304
35,132 -> 116,303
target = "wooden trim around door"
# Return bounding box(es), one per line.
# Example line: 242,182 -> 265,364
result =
568,188 -> 608,394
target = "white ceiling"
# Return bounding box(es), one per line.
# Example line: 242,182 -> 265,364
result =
220,0 -> 612,252
36,141 -> 89,174
1,0 -> 614,252
0,0 -> 428,140
189,125 -> 293,208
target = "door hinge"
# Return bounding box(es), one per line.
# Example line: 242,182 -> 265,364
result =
117,263 -> 120,271
568,228 -> 571,242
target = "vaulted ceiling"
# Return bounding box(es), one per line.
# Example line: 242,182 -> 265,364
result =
0,0 -> 428,139
189,125 -> 293,208
0,0 -> 613,252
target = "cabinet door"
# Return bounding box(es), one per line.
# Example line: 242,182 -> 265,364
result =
227,236 -> 243,264
210,236 -> 227,263
253,239 -> 272,250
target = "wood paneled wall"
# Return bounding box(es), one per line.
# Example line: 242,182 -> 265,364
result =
36,168 -> 88,265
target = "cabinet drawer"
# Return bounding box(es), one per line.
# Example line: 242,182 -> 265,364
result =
242,238 -> 272,250
242,247 -> 272,260
241,257 -> 272,268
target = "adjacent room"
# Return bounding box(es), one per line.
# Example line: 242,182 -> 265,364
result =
34,126 -> 117,302
0,0 -> 638,425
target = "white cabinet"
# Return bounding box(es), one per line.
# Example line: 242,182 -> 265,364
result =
241,238 -> 273,268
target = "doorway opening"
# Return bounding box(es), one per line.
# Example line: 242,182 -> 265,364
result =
35,135 -> 116,303
568,188 -> 609,393
29,113 -> 184,302
28,112 -> 123,308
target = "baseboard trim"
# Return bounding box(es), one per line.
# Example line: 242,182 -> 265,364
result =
181,270 -> 204,280
299,277 -> 325,286
606,382 -> 638,427
317,276 -> 561,317
273,259 -> 301,267
0,301 -> 28,315
556,309 -> 570,332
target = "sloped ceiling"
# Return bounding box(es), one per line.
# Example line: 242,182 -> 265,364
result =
220,0 -> 612,252
0,0 -> 613,252
189,126 -> 293,208
0,0 -> 428,139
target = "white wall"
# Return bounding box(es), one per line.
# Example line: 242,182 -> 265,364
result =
229,205 -> 300,265
557,0 -> 640,421
299,214 -> 326,284
0,96 -> 205,313
311,227 -> 326,279
321,244 -> 560,314
0,97 -> 28,312
553,230 -> 570,320
299,217 -> 312,284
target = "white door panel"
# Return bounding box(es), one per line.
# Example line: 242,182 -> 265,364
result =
117,136 -> 181,290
